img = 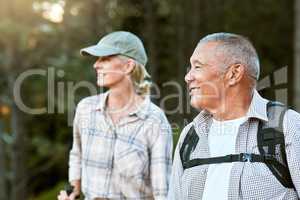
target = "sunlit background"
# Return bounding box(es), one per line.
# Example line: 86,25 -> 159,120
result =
1,0 -> 300,199
33,1 -> 65,23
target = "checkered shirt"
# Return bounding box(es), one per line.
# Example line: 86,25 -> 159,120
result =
69,92 -> 173,200
168,90 -> 300,200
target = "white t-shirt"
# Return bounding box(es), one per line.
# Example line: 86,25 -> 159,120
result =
202,116 -> 247,200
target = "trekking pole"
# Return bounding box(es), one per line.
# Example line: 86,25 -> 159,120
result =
64,183 -> 80,199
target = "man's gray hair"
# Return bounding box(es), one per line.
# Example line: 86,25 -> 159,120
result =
199,32 -> 260,80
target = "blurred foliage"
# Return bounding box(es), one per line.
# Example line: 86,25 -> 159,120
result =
30,181 -> 65,200
0,0 -> 294,199
30,181 -> 84,200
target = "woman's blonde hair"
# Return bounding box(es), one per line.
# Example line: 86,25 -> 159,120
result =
119,55 -> 152,96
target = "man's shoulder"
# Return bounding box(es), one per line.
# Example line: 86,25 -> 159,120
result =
182,122 -> 194,133
285,108 -> 300,118
176,122 -> 194,147
270,107 -> 300,143
284,108 -> 300,129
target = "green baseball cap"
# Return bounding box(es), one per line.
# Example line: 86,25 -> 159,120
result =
80,31 -> 148,66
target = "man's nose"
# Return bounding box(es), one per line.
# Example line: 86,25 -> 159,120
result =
185,70 -> 193,84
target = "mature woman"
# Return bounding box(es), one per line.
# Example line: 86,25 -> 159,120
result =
57,31 -> 172,200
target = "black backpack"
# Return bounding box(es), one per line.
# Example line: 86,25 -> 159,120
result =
180,101 -> 295,189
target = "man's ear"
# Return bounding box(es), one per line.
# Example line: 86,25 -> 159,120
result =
227,64 -> 245,86
124,59 -> 135,75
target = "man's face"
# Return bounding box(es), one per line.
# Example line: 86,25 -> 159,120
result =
93,55 -> 128,88
185,42 -> 226,110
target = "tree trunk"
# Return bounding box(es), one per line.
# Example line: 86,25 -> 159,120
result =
174,0 -> 190,123
190,0 -> 201,49
176,0 -> 186,86
294,0 -> 300,111
2,0 -> 28,196
0,121 -> 8,200
144,0 -> 158,90
9,75 -> 27,200
89,0 -> 108,38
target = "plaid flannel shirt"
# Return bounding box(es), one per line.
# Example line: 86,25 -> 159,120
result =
168,90 -> 300,200
69,92 -> 173,200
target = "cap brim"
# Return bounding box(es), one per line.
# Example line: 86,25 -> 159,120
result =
80,45 -> 120,57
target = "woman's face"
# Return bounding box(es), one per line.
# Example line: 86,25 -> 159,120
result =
93,55 -> 129,88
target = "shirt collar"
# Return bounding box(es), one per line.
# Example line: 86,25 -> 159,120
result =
128,96 -> 151,120
95,91 -> 151,120
246,90 -> 269,121
95,91 -> 110,111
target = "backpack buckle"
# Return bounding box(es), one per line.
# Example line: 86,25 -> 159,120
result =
240,153 -> 252,162
263,154 -> 274,161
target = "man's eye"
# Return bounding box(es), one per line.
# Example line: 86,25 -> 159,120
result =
195,65 -> 203,69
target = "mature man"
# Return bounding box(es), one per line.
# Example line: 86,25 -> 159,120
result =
57,31 -> 173,200
169,33 -> 300,199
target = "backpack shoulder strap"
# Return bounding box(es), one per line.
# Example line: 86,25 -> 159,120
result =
257,101 -> 294,188
180,125 -> 199,168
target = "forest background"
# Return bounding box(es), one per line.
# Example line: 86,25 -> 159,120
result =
1,0 -> 300,199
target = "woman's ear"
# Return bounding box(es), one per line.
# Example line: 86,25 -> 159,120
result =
124,59 -> 136,75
